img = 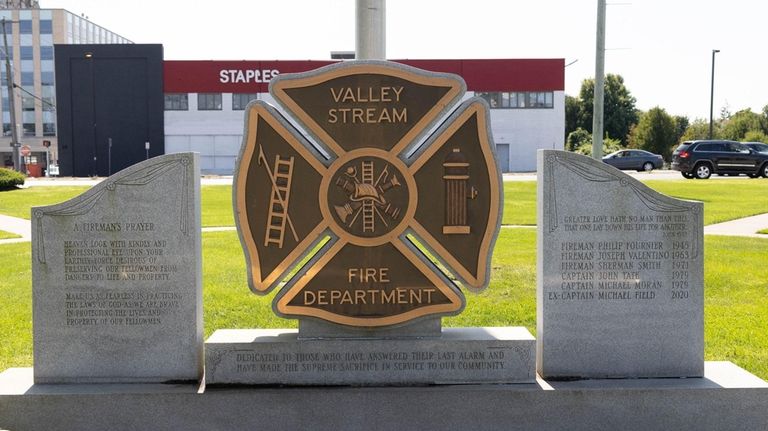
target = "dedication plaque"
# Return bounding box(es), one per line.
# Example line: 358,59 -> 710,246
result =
233,61 -> 502,328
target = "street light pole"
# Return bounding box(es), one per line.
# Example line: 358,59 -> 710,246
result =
709,49 -> 720,140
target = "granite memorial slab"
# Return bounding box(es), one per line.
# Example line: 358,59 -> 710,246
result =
205,327 -> 535,386
537,150 -> 704,379
32,153 -> 203,383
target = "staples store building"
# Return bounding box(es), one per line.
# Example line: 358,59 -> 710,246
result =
163,59 -> 564,174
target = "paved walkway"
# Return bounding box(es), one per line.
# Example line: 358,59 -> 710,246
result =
703,213 -> 768,239
2,214 -> 766,246
0,214 -> 31,244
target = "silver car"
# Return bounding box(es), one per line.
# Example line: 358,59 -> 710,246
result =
602,149 -> 664,172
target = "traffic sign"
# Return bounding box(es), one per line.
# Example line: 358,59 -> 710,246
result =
20,145 -> 31,157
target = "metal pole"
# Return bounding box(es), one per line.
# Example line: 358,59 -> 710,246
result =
709,49 -> 719,140
2,18 -> 20,172
591,0 -> 606,160
108,137 -> 112,175
145,141 -> 150,160
356,0 -> 385,60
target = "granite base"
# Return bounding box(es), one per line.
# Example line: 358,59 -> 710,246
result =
205,327 -> 535,385
1,363 -> 767,431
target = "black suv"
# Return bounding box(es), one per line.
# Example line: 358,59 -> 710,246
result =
671,140 -> 768,179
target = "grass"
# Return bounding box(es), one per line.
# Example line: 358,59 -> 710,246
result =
0,230 -> 20,240
2,230 -> 767,380
642,179 -> 768,225
201,185 -> 235,227
0,186 -> 89,219
0,185 -> 234,228
0,241 -> 32,370
703,236 -> 768,376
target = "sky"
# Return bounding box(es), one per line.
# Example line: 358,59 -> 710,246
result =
42,0 -> 768,121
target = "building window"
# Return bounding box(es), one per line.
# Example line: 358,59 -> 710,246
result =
20,46 -> 33,60
164,93 -> 188,111
22,94 -> 34,111
21,71 -> 34,86
40,46 -> 53,60
43,123 -> 56,136
43,111 -> 55,136
19,20 -> 32,34
41,71 -> 54,85
197,93 -> 222,111
232,93 -> 258,110
42,85 -> 55,109
23,124 -> 35,136
475,91 -> 554,109
39,20 -> 53,34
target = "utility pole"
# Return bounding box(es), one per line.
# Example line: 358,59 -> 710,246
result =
355,0 -> 385,60
2,18 -> 20,172
591,0 -> 606,160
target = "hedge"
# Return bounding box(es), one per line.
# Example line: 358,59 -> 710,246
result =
0,167 -> 25,190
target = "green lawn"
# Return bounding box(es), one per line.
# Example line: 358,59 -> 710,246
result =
0,186 -> 89,219
642,179 -> 768,225
1,230 -> 767,380
0,230 -> 20,240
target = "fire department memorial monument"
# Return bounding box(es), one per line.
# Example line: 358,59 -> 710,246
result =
205,61 -> 533,385
1,60 -> 767,430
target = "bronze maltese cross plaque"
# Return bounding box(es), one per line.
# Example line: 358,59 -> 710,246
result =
234,61 -> 502,327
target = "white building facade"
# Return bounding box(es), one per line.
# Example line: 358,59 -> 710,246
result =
164,59 -> 564,174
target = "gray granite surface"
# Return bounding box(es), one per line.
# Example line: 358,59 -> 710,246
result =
205,327 -> 535,385
537,150 -> 704,379
1,362 -> 766,430
31,153 -> 203,383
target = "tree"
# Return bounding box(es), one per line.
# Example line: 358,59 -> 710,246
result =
564,95 -> 581,141
673,115 -> 689,145
720,109 -> 766,141
628,107 -> 677,159
574,137 -> 623,157
744,130 -> 768,143
577,74 -> 639,144
566,127 -> 622,156
565,127 -> 591,152
681,118 -> 718,141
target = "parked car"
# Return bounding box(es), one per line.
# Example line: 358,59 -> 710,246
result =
744,142 -> 768,153
671,140 -> 768,179
602,149 -> 664,172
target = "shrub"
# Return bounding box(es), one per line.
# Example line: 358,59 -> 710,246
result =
0,167 -> 25,190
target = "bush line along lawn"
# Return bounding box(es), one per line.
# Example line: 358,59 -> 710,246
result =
0,230 -> 766,380
3,180 -> 767,227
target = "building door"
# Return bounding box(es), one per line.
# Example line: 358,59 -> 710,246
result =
496,144 -> 510,173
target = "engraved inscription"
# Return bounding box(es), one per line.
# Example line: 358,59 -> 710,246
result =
232,348 -> 506,375
547,212 -> 693,304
